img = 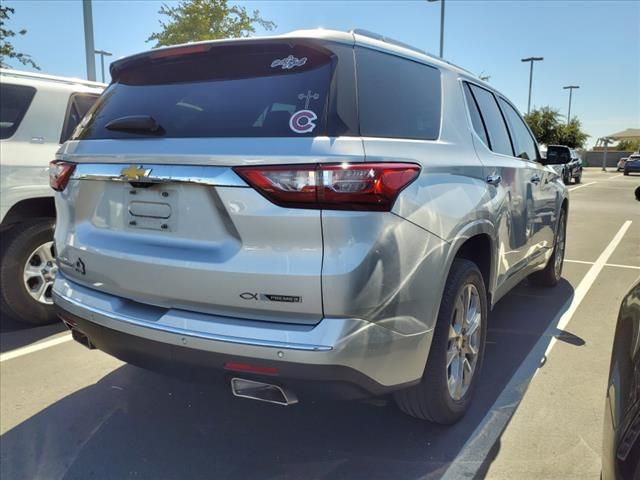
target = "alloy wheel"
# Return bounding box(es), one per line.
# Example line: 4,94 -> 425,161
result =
447,283 -> 482,401
23,241 -> 57,305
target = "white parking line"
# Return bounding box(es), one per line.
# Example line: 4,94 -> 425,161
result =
441,220 -> 632,480
0,333 -> 72,363
568,181 -> 596,192
565,259 -> 640,270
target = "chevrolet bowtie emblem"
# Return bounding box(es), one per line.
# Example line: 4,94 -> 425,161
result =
120,165 -> 151,181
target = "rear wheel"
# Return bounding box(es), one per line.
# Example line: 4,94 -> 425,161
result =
394,259 -> 487,424
0,219 -> 58,325
574,170 -> 581,184
529,208 -> 566,287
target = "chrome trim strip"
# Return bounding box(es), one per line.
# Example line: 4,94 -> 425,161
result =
54,291 -> 332,352
72,163 -> 248,187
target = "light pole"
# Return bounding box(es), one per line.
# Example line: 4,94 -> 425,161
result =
427,0 -> 445,58
94,49 -> 113,83
521,56 -> 543,114
82,0 -> 96,81
563,85 -> 580,125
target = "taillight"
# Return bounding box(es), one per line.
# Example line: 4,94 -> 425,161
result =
234,163 -> 420,211
49,160 -> 76,191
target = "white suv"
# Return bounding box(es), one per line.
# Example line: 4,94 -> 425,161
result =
0,69 -> 104,325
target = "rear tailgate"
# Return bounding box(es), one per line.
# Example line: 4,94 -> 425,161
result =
54,39 -> 361,325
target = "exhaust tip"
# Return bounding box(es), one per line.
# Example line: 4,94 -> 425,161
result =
71,328 -> 95,350
231,377 -> 298,406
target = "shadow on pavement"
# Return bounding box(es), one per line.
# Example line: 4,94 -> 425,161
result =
0,314 -> 66,353
0,279 -> 577,480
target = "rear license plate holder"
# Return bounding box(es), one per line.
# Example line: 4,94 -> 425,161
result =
125,186 -> 178,232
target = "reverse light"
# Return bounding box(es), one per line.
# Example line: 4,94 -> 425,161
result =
234,163 -> 420,211
49,160 -> 76,191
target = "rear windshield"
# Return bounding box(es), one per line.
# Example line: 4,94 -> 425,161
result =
0,83 -> 36,139
546,146 -> 571,164
73,43 -> 335,139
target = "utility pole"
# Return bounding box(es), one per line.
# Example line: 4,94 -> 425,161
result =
94,49 -> 113,83
427,0 -> 445,58
563,85 -> 580,125
521,57 -> 543,114
82,0 -> 96,81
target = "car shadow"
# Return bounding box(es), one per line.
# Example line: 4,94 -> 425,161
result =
0,279 -> 578,480
0,314 -> 66,353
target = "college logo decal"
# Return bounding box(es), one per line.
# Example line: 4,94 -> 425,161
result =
289,110 -> 317,134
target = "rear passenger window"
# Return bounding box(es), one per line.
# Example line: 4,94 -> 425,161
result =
498,98 -> 538,162
60,93 -> 100,143
0,84 -> 36,139
463,83 -> 489,147
356,48 -> 441,140
468,84 -> 513,157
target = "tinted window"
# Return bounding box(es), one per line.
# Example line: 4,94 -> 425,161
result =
60,93 -> 100,143
498,98 -> 538,161
0,84 -> 36,139
468,84 -> 513,156
463,83 -> 489,147
546,146 -> 571,164
75,44 -> 334,139
356,48 -> 441,140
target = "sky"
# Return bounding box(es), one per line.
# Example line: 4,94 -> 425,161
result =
4,0 -> 639,147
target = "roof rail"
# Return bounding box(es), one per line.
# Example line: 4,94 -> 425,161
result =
350,29 -> 429,56
0,68 -> 105,88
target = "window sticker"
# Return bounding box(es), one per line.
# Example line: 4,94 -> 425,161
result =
271,55 -> 308,70
289,110 -> 317,134
289,90 -> 320,134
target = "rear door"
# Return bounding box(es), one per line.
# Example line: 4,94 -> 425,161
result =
54,40 -> 362,325
497,97 -> 556,255
463,82 -> 531,283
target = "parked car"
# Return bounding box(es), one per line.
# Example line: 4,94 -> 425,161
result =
545,145 -> 583,184
617,157 -> 629,172
602,279 -> 640,480
0,69 -> 104,325
623,154 -> 640,176
51,29 -> 568,424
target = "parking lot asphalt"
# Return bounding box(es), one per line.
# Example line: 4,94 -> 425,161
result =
1,168 -> 638,480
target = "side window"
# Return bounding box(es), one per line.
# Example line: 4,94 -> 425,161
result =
0,84 -> 37,140
356,48 -> 441,140
498,98 -> 539,162
60,93 -> 100,143
468,84 -> 513,157
462,83 -> 489,147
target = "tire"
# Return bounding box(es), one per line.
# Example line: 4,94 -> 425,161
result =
574,172 -> 581,184
563,172 -> 571,185
0,218 -> 58,325
624,171 -> 629,176
394,258 -> 487,424
529,208 -> 566,288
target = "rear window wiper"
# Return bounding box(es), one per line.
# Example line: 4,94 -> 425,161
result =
105,115 -> 164,135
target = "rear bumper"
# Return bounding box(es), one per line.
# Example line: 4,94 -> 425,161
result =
53,275 -> 432,398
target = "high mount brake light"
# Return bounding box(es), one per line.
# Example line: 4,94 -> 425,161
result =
149,44 -> 211,59
234,163 -> 420,211
49,160 -> 76,191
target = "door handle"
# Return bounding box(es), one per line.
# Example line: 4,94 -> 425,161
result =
486,174 -> 502,186
530,174 -> 541,185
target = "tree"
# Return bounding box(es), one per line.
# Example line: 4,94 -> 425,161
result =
615,139 -> 640,151
147,0 -> 276,47
523,106 -> 589,148
555,118 -> 589,149
0,5 -> 39,70
524,106 -> 561,146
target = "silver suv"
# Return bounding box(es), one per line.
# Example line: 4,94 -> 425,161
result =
52,29 -> 567,424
